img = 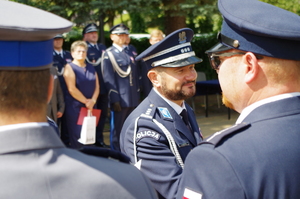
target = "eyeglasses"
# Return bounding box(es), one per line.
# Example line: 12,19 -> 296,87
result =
208,52 -> 263,70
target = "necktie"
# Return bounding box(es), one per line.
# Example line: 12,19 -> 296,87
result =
92,44 -> 98,50
123,46 -> 129,53
180,109 -> 193,133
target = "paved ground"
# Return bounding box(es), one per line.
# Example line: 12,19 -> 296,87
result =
103,94 -> 240,144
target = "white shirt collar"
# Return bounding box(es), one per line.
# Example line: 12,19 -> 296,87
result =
113,43 -> 123,52
0,122 -> 49,133
236,92 -> 300,124
54,50 -> 63,55
153,88 -> 186,115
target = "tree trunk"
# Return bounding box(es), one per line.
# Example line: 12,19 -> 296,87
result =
98,13 -> 106,45
163,0 -> 186,35
164,12 -> 186,35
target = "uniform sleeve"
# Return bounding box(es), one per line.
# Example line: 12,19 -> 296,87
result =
101,51 -> 120,104
176,144 -> 246,199
121,119 -> 183,199
56,79 -> 65,113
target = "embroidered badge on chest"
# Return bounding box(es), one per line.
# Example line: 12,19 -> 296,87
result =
158,107 -> 173,119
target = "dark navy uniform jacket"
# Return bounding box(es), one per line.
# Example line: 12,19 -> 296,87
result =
52,50 -> 72,95
177,96 -> 300,199
86,42 -> 107,94
120,89 -> 202,199
102,45 -> 140,108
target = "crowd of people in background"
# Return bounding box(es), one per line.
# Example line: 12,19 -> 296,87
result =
2,0 -> 300,198
50,23 -> 166,151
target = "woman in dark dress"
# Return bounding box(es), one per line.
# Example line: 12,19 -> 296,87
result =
64,41 -> 99,149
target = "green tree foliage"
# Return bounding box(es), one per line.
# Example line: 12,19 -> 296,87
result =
11,0 -> 300,78
260,0 -> 300,15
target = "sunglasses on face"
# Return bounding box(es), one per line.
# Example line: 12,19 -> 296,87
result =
208,52 -> 264,70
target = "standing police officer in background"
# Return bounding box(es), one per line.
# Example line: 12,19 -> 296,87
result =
141,29 -> 165,98
53,34 -> 73,146
82,23 -> 109,148
177,0 -> 300,198
120,28 -> 203,199
102,23 -> 141,151
0,1 -> 158,198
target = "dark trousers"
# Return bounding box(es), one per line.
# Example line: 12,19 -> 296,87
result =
95,94 -> 108,144
111,107 -> 135,151
60,114 -> 70,147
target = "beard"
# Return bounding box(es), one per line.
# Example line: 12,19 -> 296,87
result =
161,80 -> 196,101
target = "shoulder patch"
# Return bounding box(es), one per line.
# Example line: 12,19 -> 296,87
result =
158,107 -> 173,119
201,123 -> 251,146
136,130 -> 161,142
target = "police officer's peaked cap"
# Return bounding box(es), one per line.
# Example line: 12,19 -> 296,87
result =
0,0 -> 72,70
54,34 -> 64,39
110,23 -> 129,35
206,0 -> 300,60
136,28 -> 202,70
82,23 -> 98,35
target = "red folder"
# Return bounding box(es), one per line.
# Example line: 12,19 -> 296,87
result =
77,107 -> 101,126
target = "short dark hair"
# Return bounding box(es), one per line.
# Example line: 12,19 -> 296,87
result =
0,69 -> 50,114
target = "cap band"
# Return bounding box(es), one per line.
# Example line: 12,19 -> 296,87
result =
152,51 -> 196,67
143,42 -> 192,62
0,39 -> 53,69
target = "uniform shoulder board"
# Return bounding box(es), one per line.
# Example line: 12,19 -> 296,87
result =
79,146 -> 130,164
200,123 -> 251,147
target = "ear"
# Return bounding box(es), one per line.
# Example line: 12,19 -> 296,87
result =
242,52 -> 260,84
147,69 -> 160,87
47,75 -> 54,103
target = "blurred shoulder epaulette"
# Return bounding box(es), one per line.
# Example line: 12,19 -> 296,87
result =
106,46 -> 113,51
200,123 -> 251,147
79,146 -> 130,164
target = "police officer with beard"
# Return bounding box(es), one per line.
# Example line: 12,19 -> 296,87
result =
120,28 -> 203,199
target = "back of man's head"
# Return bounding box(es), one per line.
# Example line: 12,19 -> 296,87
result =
0,1 -> 72,123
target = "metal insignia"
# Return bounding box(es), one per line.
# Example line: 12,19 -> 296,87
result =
158,107 -> 173,119
179,31 -> 187,44
233,40 -> 239,48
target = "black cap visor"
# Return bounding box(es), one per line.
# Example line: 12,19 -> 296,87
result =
160,56 -> 202,68
205,42 -> 232,54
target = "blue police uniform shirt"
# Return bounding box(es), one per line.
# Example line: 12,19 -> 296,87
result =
86,42 -> 106,94
177,93 -> 300,199
120,88 -> 202,199
101,44 -> 140,108
52,50 -> 72,96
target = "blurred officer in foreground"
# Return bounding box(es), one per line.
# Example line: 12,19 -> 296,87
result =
177,0 -> 300,198
102,23 -> 141,151
0,1 -> 158,198
82,23 -> 109,148
53,34 -> 73,146
120,28 -> 203,199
